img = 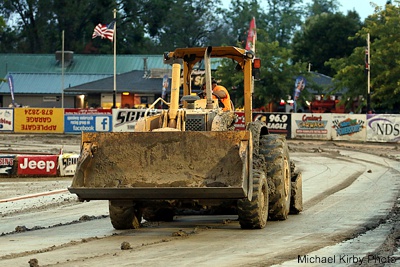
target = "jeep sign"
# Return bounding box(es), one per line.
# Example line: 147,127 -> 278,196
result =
17,155 -> 58,176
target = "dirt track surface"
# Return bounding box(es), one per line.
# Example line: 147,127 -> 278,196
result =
0,134 -> 400,266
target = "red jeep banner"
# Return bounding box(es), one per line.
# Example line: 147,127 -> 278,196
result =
17,155 -> 58,176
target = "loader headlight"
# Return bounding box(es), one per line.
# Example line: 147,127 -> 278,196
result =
245,51 -> 255,59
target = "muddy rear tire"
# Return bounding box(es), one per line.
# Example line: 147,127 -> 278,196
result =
237,170 -> 268,229
290,170 -> 303,214
109,201 -> 142,230
260,134 -> 291,220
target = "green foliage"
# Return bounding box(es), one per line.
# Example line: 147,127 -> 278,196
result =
1,0 -> 397,113
215,29 -> 308,109
254,33 -> 308,108
292,11 -> 363,77
0,16 -> 5,32
305,0 -> 339,16
328,2 -> 400,113
223,0 -> 263,47
148,0 -> 223,51
264,0 -> 304,47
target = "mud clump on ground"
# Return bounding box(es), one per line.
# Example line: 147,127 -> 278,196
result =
28,258 -> 39,267
120,241 -> 132,250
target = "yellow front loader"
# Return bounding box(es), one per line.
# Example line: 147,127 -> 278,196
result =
68,46 -> 302,230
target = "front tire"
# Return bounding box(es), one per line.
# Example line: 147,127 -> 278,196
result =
109,201 -> 142,230
237,170 -> 268,229
260,134 -> 291,220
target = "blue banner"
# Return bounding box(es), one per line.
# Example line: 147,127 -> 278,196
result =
64,108 -> 112,134
7,74 -> 15,106
293,76 -> 306,113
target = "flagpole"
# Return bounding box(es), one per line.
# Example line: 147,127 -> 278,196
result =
61,30 -> 65,109
367,33 -> 371,113
112,9 -> 117,108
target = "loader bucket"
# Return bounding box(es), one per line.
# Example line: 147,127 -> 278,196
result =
69,131 -> 252,201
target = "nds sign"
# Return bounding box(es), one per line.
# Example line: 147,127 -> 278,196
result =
17,155 -> 58,176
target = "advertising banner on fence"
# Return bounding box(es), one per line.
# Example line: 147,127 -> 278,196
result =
14,108 -> 64,133
59,153 -> 79,176
234,112 -> 246,130
17,155 -> 58,176
64,108 -> 112,134
112,109 -> 160,132
331,114 -> 367,141
0,155 -> 15,175
233,112 -> 291,137
0,108 -> 14,132
253,112 -> 292,138
366,114 -> 400,142
292,113 -> 332,140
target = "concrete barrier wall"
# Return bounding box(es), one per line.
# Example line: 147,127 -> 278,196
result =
0,153 -> 78,177
1,108 -> 399,142
0,108 -> 398,177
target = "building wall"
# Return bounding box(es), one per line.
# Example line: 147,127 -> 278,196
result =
2,95 -> 76,108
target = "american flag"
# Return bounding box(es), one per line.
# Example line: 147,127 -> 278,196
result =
92,20 -> 115,41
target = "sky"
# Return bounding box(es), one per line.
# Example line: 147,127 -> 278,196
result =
220,0 -> 389,20
327,0 -> 388,19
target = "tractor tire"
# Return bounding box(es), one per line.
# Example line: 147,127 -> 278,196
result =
142,201 -> 175,222
142,207 -> 175,222
109,201 -> 142,230
237,169 -> 268,229
290,170 -> 303,214
260,134 -> 291,220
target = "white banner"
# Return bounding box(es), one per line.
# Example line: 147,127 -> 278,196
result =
291,113 -> 332,140
331,114 -> 367,141
58,153 -> 79,176
366,114 -> 400,142
0,108 -> 14,131
112,109 -> 160,132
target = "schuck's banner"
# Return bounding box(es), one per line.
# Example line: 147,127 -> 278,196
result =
112,109 -> 160,132
58,153 -> 79,176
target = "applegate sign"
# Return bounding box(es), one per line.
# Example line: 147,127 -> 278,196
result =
17,155 -> 58,176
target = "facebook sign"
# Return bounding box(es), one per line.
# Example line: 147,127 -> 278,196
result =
95,116 -> 110,132
64,109 -> 112,134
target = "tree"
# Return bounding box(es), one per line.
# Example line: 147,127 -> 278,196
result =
0,0 -> 175,54
305,0 -> 339,16
0,16 -> 5,33
146,0 -> 223,51
223,0 -> 264,48
215,28 -> 308,109
292,11 -> 363,77
328,2 -> 400,113
114,0 -> 174,54
51,0 -> 118,54
264,0 -> 304,47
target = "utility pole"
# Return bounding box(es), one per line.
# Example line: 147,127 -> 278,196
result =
112,9 -> 117,109
61,30 -> 65,109
366,33 -> 371,113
